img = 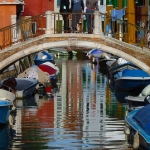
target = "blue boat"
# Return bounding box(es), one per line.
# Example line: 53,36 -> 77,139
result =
124,102 -> 150,150
115,69 -> 150,95
0,89 -> 15,124
34,51 -> 55,65
108,62 -> 139,82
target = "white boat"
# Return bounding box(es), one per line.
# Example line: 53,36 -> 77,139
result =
17,65 -> 49,85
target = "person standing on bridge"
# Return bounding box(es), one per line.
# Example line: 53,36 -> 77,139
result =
60,0 -> 70,33
71,0 -> 84,32
85,0 -> 98,34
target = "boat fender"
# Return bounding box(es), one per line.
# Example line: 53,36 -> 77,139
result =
133,131 -> 139,150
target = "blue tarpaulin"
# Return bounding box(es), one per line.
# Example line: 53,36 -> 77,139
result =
111,9 -> 125,21
134,104 -> 150,135
122,69 -> 150,77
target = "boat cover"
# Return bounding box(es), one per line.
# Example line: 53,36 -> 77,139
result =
35,51 -> 53,60
122,69 -> 150,77
18,65 -> 49,85
134,104 -> 150,135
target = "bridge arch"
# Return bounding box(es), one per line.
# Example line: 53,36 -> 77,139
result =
1,37 -> 150,74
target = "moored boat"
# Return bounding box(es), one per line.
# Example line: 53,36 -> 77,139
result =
34,51 -> 55,65
124,102 -> 150,150
115,69 -> 150,95
38,62 -> 60,79
125,84 -> 150,107
108,61 -> 138,82
86,48 -> 104,64
0,77 -> 36,99
15,78 -> 38,99
0,79 -> 16,124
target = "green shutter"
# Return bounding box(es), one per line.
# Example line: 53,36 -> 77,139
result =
113,0 -> 118,8
106,0 -> 113,6
122,0 -> 128,8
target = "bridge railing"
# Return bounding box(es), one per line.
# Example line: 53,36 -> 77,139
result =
0,13 -> 46,49
0,11 -> 148,50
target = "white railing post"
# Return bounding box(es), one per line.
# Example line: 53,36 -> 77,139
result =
99,12 -> 102,34
93,11 -> 102,35
93,11 -> 99,34
11,15 -> 17,43
45,11 -> 53,34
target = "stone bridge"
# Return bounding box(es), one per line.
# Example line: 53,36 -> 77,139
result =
0,11 -> 150,73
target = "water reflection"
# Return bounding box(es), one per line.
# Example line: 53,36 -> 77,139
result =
4,58 -> 131,149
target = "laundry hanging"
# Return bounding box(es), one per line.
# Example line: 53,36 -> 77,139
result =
111,9 -> 125,21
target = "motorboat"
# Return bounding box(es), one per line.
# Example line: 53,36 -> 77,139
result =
34,50 -> 55,65
86,48 -> 104,64
15,78 -> 38,98
125,84 -> 150,107
17,65 -> 49,86
108,61 -> 139,83
115,69 -> 150,96
98,53 -> 118,75
38,62 -> 60,80
124,100 -> 150,150
15,78 -> 38,99
0,90 -> 15,124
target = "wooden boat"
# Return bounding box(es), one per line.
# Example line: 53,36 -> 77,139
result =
34,51 -> 55,65
124,103 -> 150,150
0,89 -> 15,124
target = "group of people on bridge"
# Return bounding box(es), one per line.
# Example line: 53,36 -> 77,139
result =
60,0 -> 98,34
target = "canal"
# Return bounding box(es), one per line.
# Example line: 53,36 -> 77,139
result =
0,55 -> 133,150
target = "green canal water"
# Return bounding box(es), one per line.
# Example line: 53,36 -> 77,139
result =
0,56 -> 133,150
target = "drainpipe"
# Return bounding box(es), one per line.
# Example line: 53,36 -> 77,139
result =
45,11 -> 53,34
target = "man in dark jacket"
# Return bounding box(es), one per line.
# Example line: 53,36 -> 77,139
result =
60,0 -> 70,33
85,0 -> 98,34
71,0 -> 84,32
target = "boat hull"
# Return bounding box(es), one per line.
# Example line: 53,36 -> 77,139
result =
115,77 -> 150,94
15,78 -> 38,99
0,100 -> 12,124
108,63 -> 138,82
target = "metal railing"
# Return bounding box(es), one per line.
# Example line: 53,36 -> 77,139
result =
0,11 -> 149,50
0,13 -> 46,49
